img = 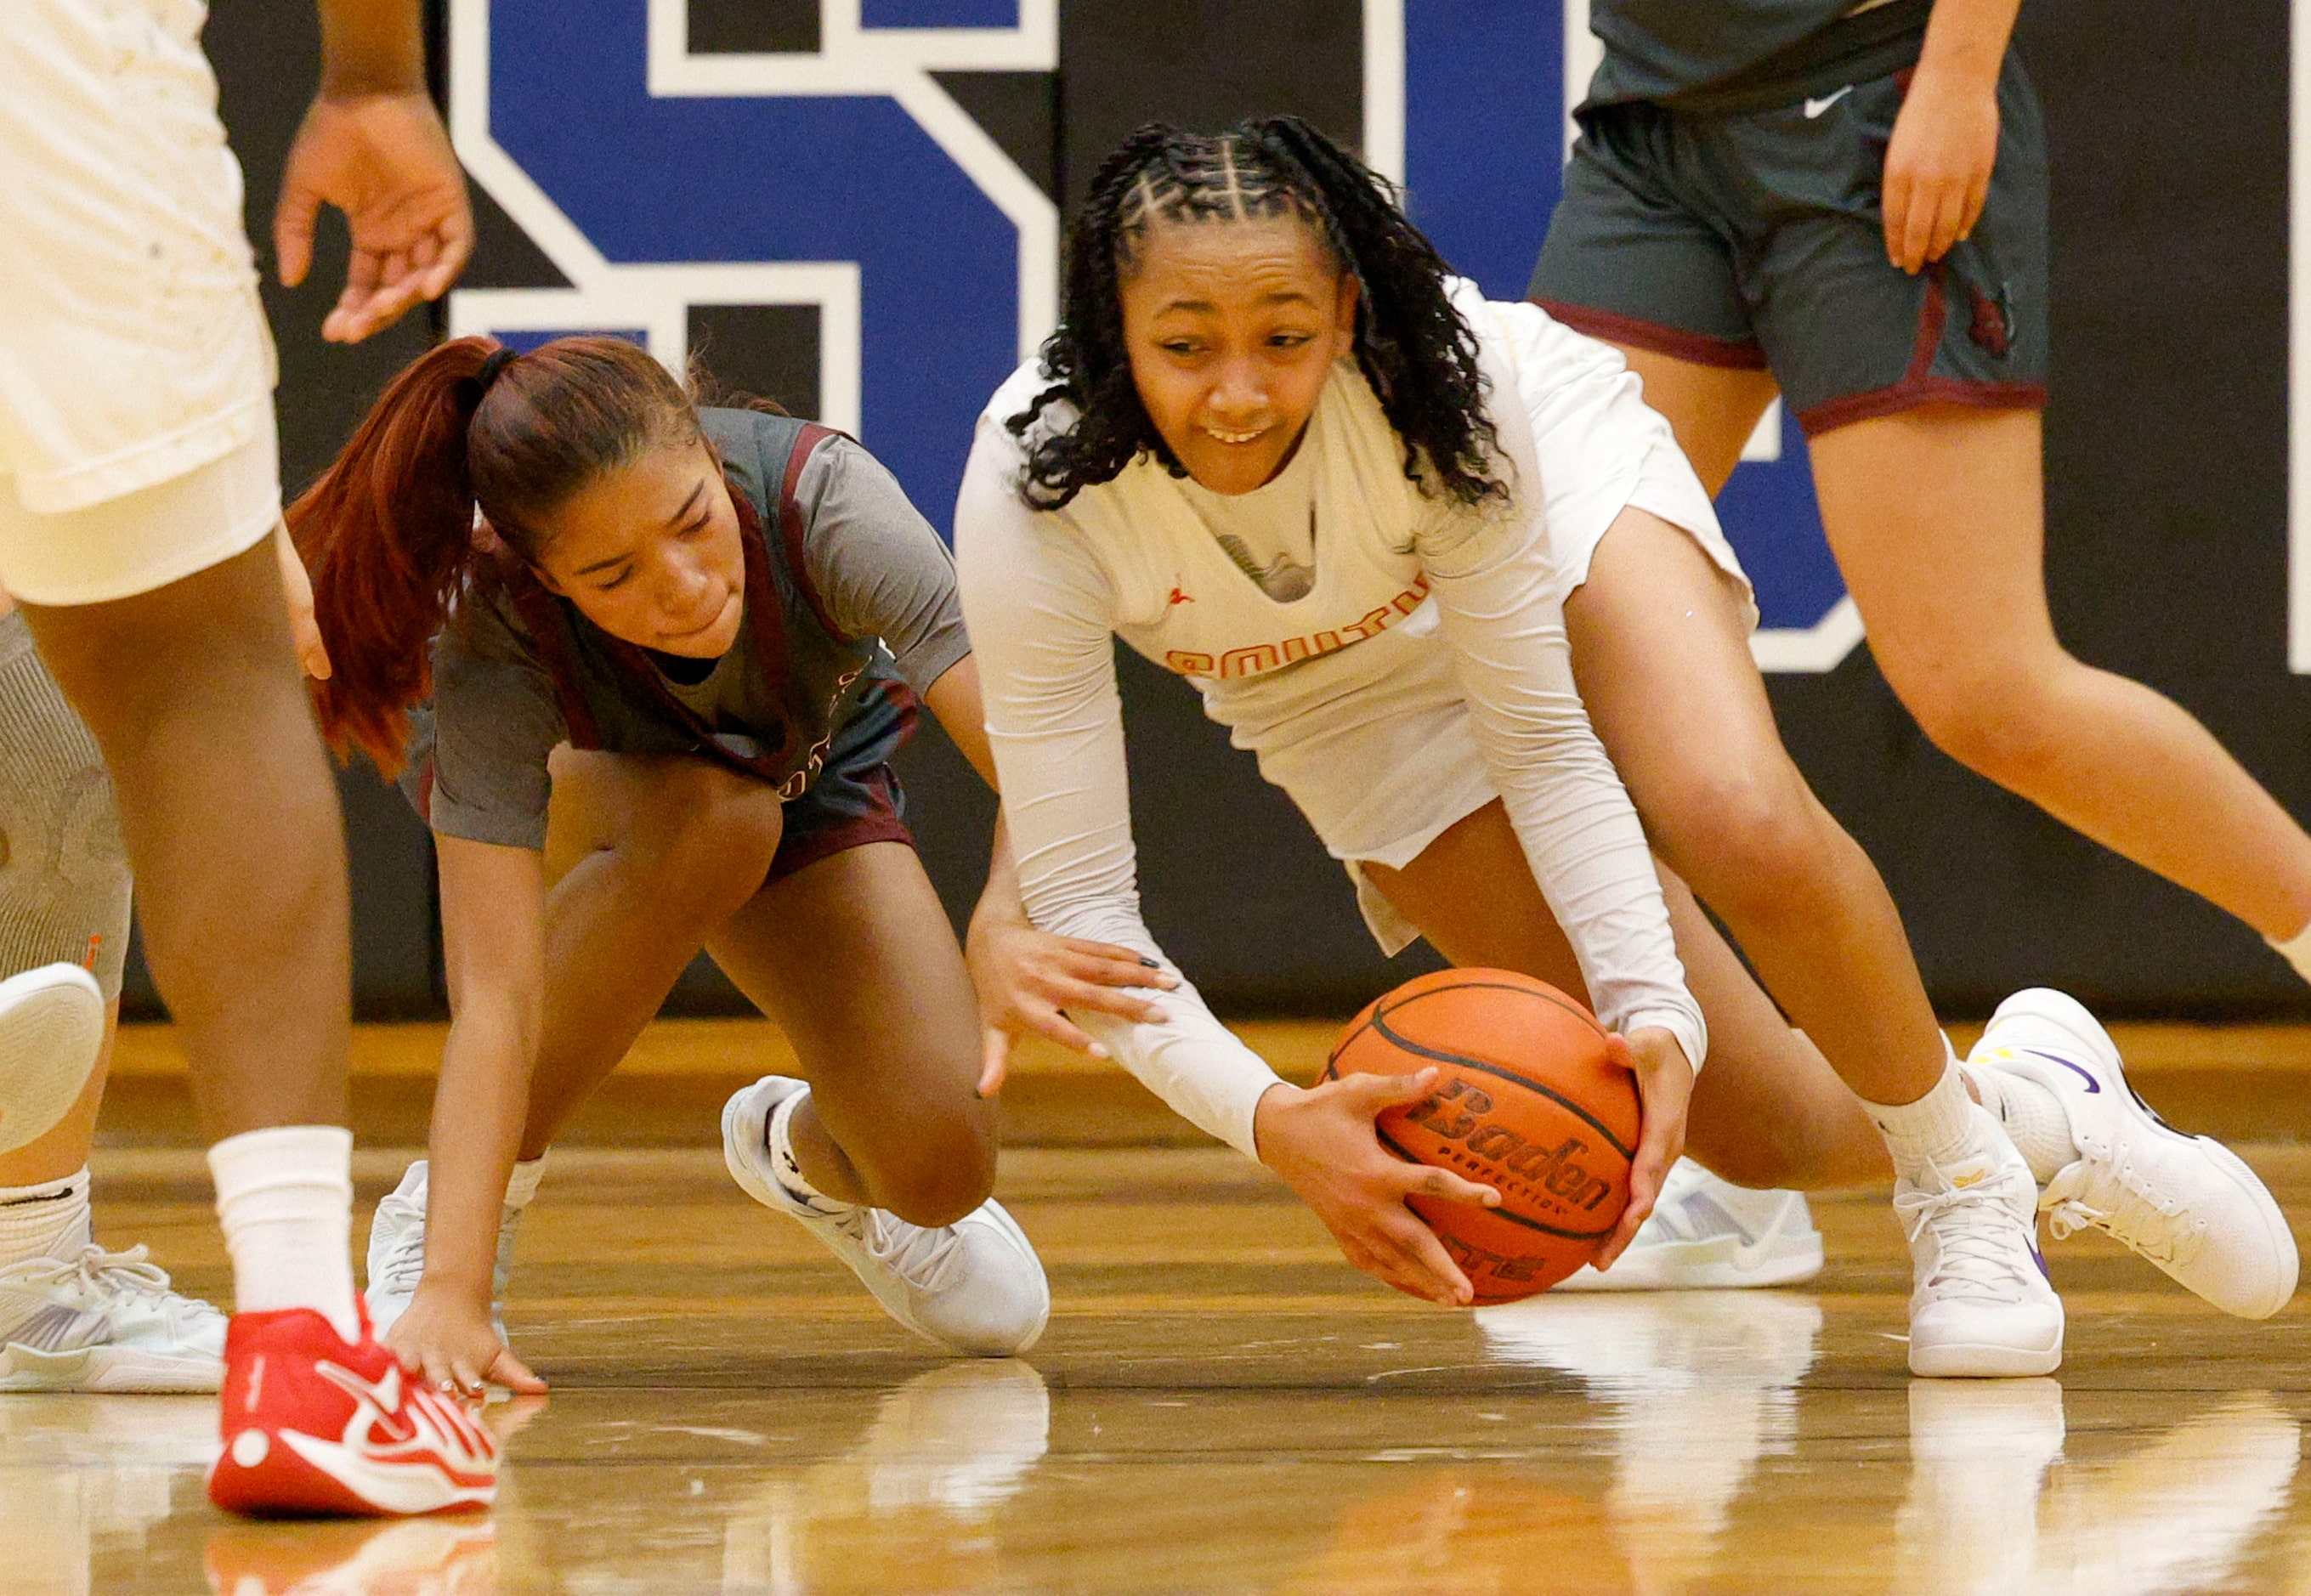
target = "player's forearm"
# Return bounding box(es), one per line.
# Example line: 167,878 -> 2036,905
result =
314,0 -> 430,97
1918,0 -> 2021,92
422,987 -> 538,1298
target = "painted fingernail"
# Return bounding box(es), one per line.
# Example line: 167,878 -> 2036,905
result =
1139,957 -> 1161,969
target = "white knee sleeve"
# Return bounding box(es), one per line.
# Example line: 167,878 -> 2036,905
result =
0,963 -> 105,1154
0,608 -> 132,1002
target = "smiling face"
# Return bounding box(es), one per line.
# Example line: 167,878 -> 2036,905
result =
530,437 -> 746,658
1118,212 -> 1358,495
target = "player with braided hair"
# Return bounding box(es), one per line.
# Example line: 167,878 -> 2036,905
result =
960,117 -> 2294,1375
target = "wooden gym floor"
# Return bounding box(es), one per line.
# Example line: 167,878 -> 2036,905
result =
20,1020 -> 2311,1593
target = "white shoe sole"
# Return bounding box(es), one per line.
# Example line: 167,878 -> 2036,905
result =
1553,1229 -> 1825,1291
1908,1333 -> 2063,1379
0,964 -> 105,1157
0,1339 -> 222,1394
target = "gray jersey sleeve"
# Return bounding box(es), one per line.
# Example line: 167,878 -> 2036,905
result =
424,593 -> 569,852
793,436 -> 971,693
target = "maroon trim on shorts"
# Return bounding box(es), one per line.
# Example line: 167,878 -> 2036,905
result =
1796,378 -> 2048,436
762,798 -> 915,886
1795,269 -> 2046,435
1532,298 -> 1769,371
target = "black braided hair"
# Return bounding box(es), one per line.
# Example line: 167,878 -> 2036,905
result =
1011,116 -> 1504,512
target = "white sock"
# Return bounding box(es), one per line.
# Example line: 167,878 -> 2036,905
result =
1962,1062 -> 2078,1184
766,1089 -> 852,1214
1862,1063 -> 1991,1183
0,1167 -> 91,1265
207,1125 -> 360,1343
2269,920 -> 2311,987
503,1155 -> 547,1213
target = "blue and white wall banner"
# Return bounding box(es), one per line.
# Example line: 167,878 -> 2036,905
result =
446,0 -> 1056,540
453,0 -> 1854,670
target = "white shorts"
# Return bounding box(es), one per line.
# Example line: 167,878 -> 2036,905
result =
1209,427 -> 1746,957
0,0 -> 281,602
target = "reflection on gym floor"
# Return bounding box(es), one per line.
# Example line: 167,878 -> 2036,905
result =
8,1146 -> 2310,1593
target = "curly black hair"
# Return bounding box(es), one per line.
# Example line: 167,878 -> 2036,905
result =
1009,116 -> 1505,512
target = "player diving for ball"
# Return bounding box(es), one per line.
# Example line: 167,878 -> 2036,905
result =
290,336 -> 1139,1394
956,117 -> 2294,1376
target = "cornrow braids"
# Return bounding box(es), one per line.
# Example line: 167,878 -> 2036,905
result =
1011,116 -> 1505,512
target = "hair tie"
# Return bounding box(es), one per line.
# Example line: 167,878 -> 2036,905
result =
475,346 -> 518,393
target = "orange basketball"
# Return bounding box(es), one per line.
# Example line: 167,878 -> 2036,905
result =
1323,969 -> 1640,1305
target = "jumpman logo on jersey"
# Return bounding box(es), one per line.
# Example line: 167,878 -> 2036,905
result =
1168,587 -> 1194,607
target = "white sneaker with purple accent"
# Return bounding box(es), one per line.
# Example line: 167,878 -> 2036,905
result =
1968,988 -> 2297,1319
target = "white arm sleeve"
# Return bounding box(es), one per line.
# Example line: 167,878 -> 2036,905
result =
953,433 -> 1284,1157
1418,507 -> 1708,1074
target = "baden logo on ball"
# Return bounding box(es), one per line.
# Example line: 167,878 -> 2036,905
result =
1325,971 -> 1640,1305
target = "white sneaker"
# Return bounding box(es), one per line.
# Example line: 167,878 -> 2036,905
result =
364,1160 -> 520,1338
1554,1159 -> 1823,1291
1897,1113 -> 2065,1378
1969,988 -> 2297,1319
0,1237 -> 225,1392
722,1076 -> 1050,1357
0,963 -> 105,1156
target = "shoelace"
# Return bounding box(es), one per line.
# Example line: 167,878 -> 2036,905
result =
1893,1180 -> 2039,1303
2,1243 -> 195,1313
832,1208 -> 971,1295
2042,1144 -> 2204,1268
370,1196 -> 430,1299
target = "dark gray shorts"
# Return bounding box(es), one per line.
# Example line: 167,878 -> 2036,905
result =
1530,52 -> 2048,436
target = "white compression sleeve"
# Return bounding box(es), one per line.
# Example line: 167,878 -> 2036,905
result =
955,435 -> 1283,1157
1417,503 -> 1708,1075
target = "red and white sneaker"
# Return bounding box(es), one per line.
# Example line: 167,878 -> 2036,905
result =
207,1306 -> 497,1517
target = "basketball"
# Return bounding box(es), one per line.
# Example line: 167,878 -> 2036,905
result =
1323,969 -> 1640,1305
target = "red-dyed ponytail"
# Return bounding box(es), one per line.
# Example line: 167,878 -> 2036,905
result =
290,335 -> 700,775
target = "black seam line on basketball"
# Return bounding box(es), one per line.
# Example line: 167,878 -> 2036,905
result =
1382,980 -> 1607,1042
1373,1128 -> 1617,1242
1327,977 -> 1594,1070
1368,1008 -> 1636,1163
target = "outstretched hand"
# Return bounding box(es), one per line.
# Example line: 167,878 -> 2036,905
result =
382,1282 -> 547,1401
967,911 -> 1176,1096
1254,1069 -> 1501,1306
275,91 -> 473,343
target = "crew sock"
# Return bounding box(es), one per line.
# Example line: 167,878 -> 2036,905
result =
0,1167 -> 90,1265
766,1088 -> 853,1216
503,1155 -> 547,1213
207,1125 -> 360,1343
1861,1064 -> 1994,1186
1962,1063 -> 2078,1185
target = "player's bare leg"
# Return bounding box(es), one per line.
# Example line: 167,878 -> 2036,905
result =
1808,405 -> 2311,947
1615,342 -> 2311,958
1362,803 -> 1885,1191
1567,507 -> 1949,1114
18,541 -> 349,1139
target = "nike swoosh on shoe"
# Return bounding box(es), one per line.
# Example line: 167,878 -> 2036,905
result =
2019,1048 -> 2102,1094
